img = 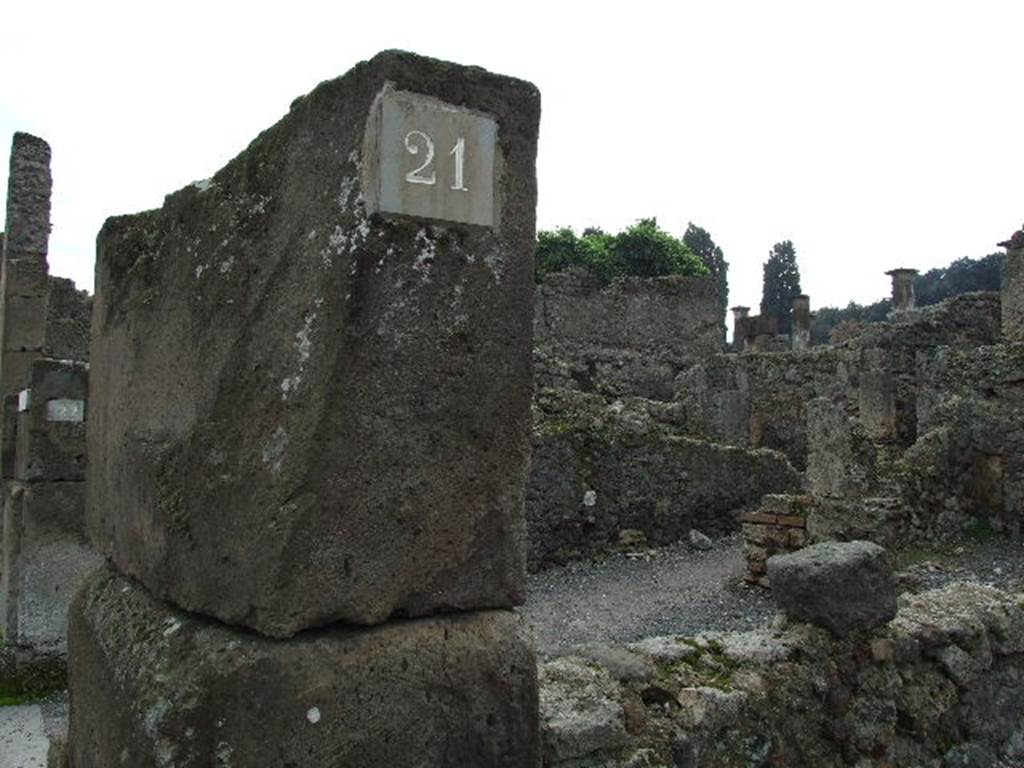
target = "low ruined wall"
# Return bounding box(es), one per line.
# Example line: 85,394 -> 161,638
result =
534,268 -> 723,401
526,390 -> 800,570
539,582 -> 1024,767
675,292 -> 1003,470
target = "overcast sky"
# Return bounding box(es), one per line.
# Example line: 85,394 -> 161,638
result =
1,1 -> 1021,314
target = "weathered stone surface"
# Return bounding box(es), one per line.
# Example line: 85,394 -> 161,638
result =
539,584 -> 1024,767
68,567 -> 539,768
87,50 -> 540,636
15,359 -> 87,482
532,266 -> 724,402
911,343 -> 1024,535
2,481 -> 98,656
767,540 -> 896,637
538,656 -> 628,764
806,397 -> 878,498
1001,241 -> 1023,342
676,347 -> 857,470
2,133 -> 51,259
534,267 -> 723,363
2,393 -> 17,479
527,389 -> 799,569
42,277 -> 91,362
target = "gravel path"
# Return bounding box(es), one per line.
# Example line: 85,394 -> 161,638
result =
519,534 -> 773,656
519,532 -> 1024,658
0,705 -> 47,768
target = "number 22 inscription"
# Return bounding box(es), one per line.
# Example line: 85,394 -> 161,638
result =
404,131 -> 469,192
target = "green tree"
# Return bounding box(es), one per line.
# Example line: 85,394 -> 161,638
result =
760,240 -> 802,335
915,253 -> 1003,306
535,220 -> 707,284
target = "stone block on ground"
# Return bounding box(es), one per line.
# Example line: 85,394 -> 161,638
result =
86,50 -> 540,636
15,359 -> 87,482
67,567 -> 539,768
767,540 -> 896,637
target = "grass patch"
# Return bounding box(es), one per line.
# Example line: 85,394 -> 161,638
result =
0,653 -> 67,707
964,519 -> 1000,544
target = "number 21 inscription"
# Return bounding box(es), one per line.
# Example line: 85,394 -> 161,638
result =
404,131 -> 469,192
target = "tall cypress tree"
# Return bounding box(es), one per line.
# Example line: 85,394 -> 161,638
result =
760,240 -> 802,335
684,223 -> 728,340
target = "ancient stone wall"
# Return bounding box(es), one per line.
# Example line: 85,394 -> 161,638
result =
527,390 -> 800,570
906,342 -> 1024,536
69,50 -> 542,766
0,134 -> 95,664
534,267 -> 723,400
676,347 -> 858,470
539,582 -> 1024,767
676,291 -> 1002,470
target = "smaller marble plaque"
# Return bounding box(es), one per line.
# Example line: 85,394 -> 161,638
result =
18,389 -> 31,413
364,88 -> 497,227
46,398 -> 85,423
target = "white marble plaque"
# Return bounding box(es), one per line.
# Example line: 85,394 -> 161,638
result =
18,389 -> 31,413
46,398 -> 85,423
364,88 -> 497,227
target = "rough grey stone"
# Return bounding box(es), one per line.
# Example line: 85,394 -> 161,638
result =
567,642 -> 654,682
538,656 -> 627,763
767,540 -> 897,637
2,481 -> 99,656
86,50 -> 540,637
806,397 -> 879,499
534,267 -> 723,368
689,528 -> 713,550
68,567 -> 539,768
943,743 -> 996,768
1002,243 -> 1023,343
42,277 -> 90,363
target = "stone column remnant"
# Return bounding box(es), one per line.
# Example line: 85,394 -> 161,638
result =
730,305 -> 750,350
886,268 -> 919,313
791,294 -> 811,350
999,226 -> 1024,342
69,50 -> 541,766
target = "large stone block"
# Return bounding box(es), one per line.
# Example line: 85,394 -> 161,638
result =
68,567 -> 540,768
15,359 -> 88,482
2,480 -> 99,656
87,50 -> 540,637
767,540 -> 896,637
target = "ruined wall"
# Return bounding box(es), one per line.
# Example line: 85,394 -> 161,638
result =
527,390 -> 799,570
676,347 -> 858,470
540,582 -> 1024,767
676,291 -> 1002,470
534,267 -> 723,400
904,342 -> 1024,536
0,134 -> 94,663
